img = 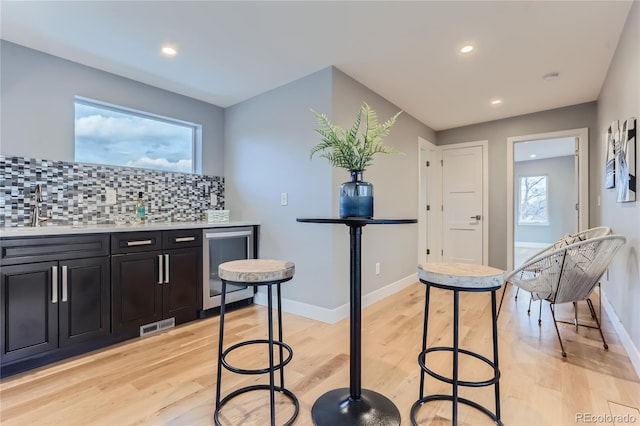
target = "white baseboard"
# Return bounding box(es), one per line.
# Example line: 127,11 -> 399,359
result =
254,273 -> 418,324
601,289 -> 640,380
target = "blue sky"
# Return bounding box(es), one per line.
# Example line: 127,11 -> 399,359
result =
75,102 -> 194,173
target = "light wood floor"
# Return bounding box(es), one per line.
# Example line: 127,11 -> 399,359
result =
1,283 -> 639,425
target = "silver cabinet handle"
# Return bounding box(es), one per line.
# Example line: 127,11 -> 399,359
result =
51,266 -> 58,304
127,239 -> 153,247
158,255 -> 163,284
175,236 -> 195,242
164,254 -> 170,284
470,215 -> 481,220
61,265 -> 68,302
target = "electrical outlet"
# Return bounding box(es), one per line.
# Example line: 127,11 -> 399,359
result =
375,262 -> 380,275
105,188 -> 117,205
210,193 -> 218,205
281,192 -> 288,206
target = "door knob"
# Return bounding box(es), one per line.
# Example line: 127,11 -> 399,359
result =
470,215 -> 481,220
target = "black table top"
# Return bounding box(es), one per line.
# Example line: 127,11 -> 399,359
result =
297,218 -> 417,225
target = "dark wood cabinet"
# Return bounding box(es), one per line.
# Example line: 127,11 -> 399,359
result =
0,261 -> 58,362
111,230 -> 202,336
58,257 -> 110,347
163,246 -> 202,324
0,227 -> 204,376
0,235 -> 110,365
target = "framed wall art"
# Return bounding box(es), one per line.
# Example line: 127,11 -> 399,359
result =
605,120 -> 618,189
616,117 -> 636,203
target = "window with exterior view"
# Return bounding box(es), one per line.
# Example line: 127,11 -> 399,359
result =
74,97 -> 200,174
518,175 -> 549,225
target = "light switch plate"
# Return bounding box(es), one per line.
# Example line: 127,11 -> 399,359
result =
105,188 -> 117,205
280,192 -> 288,206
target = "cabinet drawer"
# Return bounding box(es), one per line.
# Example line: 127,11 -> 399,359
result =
111,232 -> 162,254
162,229 -> 201,249
1,234 -> 109,266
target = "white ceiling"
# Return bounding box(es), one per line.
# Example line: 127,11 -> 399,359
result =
0,1 -> 632,131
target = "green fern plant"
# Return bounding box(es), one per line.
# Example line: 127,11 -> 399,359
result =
310,102 -> 402,171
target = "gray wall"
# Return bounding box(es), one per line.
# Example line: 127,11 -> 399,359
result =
225,66 -> 435,312
514,156 -> 576,244
596,2 -> 639,359
224,68 -> 336,308
0,41 -> 225,177
331,68 -> 433,302
437,102 -> 598,269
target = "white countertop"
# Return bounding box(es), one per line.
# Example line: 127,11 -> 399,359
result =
0,221 -> 259,238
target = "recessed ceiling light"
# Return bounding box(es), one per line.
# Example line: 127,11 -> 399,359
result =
162,46 -> 177,56
460,45 -> 474,54
543,72 -> 559,81
530,154 -> 537,159
490,98 -> 503,106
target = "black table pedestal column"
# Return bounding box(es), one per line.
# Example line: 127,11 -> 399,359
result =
297,217 -> 416,426
311,224 -> 401,426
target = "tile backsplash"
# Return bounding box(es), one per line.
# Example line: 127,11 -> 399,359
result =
0,155 -> 224,227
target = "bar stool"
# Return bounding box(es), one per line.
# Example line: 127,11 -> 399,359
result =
215,259 -> 299,426
411,262 -> 504,426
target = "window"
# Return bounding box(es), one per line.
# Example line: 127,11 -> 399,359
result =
74,97 -> 200,173
518,175 -> 549,225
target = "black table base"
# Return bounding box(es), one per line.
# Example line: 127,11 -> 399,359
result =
312,388 -> 401,426
297,218 -> 416,426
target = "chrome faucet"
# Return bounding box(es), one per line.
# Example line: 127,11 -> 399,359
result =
31,184 -> 46,227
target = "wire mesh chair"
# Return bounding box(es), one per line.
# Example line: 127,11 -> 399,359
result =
512,226 -> 613,322
499,234 -> 626,357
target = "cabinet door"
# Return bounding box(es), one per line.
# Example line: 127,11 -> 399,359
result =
58,257 -> 110,347
0,262 -> 58,362
111,252 -> 162,335
163,247 -> 202,324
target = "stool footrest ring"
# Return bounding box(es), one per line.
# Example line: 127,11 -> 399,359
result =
214,384 -> 299,426
410,394 -> 503,426
221,339 -> 293,375
418,346 -> 500,387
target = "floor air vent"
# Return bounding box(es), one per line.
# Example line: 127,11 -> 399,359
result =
139,317 -> 175,337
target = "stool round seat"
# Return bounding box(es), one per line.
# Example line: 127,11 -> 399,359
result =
219,259 -> 295,283
418,262 -> 504,290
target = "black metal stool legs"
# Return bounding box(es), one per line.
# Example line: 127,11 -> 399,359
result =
214,279 -> 299,426
452,289 -> 459,425
491,289 -> 502,421
266,285 -> 276,425
215,281 -> 227,414
418,283 -> 430,399
411,282 -> 502,426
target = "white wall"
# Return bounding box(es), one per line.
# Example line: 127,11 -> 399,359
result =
596,1 -> 640,368
0,41 -> 225,177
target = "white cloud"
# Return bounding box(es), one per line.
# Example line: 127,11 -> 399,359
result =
127,156 -> 192,173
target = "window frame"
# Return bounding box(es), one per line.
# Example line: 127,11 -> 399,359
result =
74,96 -> 202,174
517,174 -> 550,226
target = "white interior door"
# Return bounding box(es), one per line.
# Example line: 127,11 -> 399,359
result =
442,144 -> 486,264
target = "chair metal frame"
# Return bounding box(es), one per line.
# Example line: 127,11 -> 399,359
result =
513,226 -> 612,324
499,233 -> 626,357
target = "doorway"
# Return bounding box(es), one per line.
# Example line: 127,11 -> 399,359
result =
506,128 -> 589,271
